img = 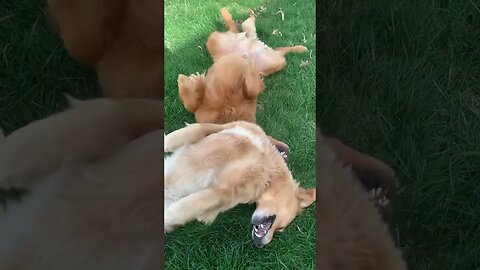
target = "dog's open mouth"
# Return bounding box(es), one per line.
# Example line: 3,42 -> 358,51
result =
251,215 -> 276,248
274,145 -> 289,163
253,221 -> 272,238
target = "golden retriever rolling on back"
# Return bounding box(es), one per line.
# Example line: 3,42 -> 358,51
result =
164,121 -> 315,248
207,8 -> 308,76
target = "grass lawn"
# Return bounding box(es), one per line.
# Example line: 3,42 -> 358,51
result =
164,0 -> 316,268
319,0 -> 480,268
0,0 -> 99,204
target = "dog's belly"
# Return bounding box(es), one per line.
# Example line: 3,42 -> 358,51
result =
164,127 -> 267,211
229,40 -> 279,73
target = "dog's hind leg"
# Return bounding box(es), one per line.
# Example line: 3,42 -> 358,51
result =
275,46 -> 308,56
241,14 -> 257,39
165,161 -> 263,232
164,188 -> 229,232
164,122 -> 234,152
220,8 -> 238,33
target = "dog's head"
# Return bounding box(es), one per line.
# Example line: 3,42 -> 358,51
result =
204,55 -> 265,104
251,180 -> 315,248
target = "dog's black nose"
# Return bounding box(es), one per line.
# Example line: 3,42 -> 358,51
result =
255,243 -> 264,248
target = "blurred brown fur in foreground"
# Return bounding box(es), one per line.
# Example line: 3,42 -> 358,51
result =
317,128 -> 408,269
0,97 -> 163,269
47,0 -> 163,99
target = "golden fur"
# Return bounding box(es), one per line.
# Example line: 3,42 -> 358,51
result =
207,8 -> 308,76
0,98 -> 164,269
178,55 -> 264,123
317,128 -> 408,269
178,7 -> 308,124
164,121 -> 315,247
0,97 -> 163,189
47,0 -> 163,99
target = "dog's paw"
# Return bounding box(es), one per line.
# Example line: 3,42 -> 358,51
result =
197,211 -> 219,224
177,74 -> 189,84
164,224 -> 177,233
178,73 -> 205,86
296,46 -> 308,53
164,133 -> 176,153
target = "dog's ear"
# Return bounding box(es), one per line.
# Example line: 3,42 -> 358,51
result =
296,187 -> 316,208
244,61 -> 264,99
178,74 -> 206,113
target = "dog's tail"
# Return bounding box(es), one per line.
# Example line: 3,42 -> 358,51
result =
220,7 -> 238,33
275,46 -> 308,56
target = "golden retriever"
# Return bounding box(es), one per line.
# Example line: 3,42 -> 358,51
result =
164,121 -> 315,248
0,96 -> 163,189
0,98 -> 164,269
177,7 -> 308,125
207,8 -> 308,76
317,128 -> 408,269
46,0 -> 163,99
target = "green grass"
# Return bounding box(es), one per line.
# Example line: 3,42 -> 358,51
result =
319,0 -> 480,268
0,0 -> 99,203
164,0 -> 316,268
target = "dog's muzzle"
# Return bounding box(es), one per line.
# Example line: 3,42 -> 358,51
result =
251,215 -> 276,248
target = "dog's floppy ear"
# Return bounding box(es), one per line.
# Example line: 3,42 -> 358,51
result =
178,74 -> 206,113
296,187 -> 316,208
244,61 -> 265,99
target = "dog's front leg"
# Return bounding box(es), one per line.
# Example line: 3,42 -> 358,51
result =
164,123 -> 233,152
